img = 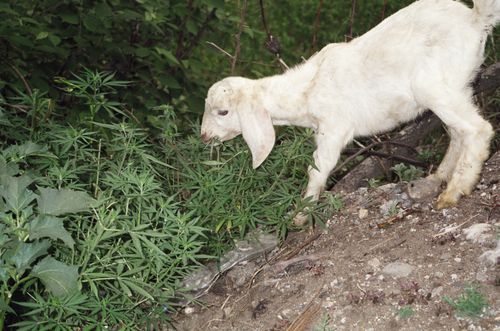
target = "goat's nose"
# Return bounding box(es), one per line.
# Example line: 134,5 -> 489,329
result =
201,132 -> 210,143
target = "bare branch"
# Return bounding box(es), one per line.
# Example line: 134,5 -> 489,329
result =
231,0 -> 248,74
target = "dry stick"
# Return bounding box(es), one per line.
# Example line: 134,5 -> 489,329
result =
343,148 -> 428,168
174,0 -> 194,59
206,41 -> 234,59
286,286 -> 324,331
259,0 -> 289,70
333,140 -> 423,174
347,0 -> 357,41
311,0 -> 324,53
380,0 -> 388,21
9,63 -> 32,96
231,0 -> 248,74
183,8 -> 217,59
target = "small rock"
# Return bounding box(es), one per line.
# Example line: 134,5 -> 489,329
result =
476,271 -> 488,282
454,257 -> 462,263
184,306 -> 195,315
407,177 -> 440,201
367,257 -> 381,270
440,252 -> 452,261
382,262 -> 415,278
359,208 -> 369,219
451,274 -> 458,281
380,200 -> 399,217
431,286 -> 444,298
463,223 -> 493,245
480,240 -> 500,265
226,262 -> 257,288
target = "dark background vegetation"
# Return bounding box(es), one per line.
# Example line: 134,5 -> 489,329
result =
0,0 -> 498,329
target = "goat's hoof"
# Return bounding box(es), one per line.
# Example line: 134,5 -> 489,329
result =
435,191 -> 460,210
293,213 -> 309,226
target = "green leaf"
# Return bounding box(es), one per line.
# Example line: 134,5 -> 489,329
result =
8,240 -> 50,275
29,215 -> 75,249
154,47 -> 180,66
60,13 -> 79,24
1,175 -> 37,214
32,256 -> 79,297
135,47 -> 150,58
37,187 -> 96,216
0,156 -> 19,177
83,14 -> 103,33
0,296 -> 15,314
48,34 -> 61,46
36,31 -> 48,40
12,142 -> 47,158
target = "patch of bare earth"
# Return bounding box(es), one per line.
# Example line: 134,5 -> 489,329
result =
173,152 -> 499,331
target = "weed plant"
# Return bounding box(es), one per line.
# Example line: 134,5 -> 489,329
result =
0,70 -> 324,329
443,286 -> 489,318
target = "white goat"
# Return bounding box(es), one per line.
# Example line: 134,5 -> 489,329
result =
201,0 -> 499,224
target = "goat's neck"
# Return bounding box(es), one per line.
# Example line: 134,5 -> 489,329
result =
254,65 -> 316,129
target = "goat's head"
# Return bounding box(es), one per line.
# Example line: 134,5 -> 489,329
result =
201,77 -> 275,168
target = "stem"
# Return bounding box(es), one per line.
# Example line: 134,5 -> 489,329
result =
0,275 -> 33,329
231,0 -> 248,74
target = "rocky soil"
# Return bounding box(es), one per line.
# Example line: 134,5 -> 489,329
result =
173,151 -> 499,331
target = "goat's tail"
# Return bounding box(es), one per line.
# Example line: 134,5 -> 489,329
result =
473,0 -> 500,29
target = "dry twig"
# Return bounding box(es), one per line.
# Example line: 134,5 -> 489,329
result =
231,0 -> 248,74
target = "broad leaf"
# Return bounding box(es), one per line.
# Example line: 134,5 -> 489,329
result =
29,215 -> 75,249
37,187 -> 95,216
1,175 -> 37,214
0,156 -> 19,178
8,240 -> 50,275
32,256 -> 79,297
3,142 -> 47,160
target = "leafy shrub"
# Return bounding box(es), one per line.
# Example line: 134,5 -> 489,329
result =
0,69 -> 321,328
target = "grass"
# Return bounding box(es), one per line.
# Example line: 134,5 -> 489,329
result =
443,286 -> 489,318
397,306 -> 414,319
314,313 -> 336,331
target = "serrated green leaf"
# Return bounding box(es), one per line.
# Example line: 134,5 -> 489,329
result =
37,187 -> 96,216
29,215 -> 75,249
0,156 -> 19,178
11,142 -> 47,158
1,175 -> 37,214
32,256 -> 79,297
8,240 -> 50,275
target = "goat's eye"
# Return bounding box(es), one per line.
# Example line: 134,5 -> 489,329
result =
218,110 -> 229,116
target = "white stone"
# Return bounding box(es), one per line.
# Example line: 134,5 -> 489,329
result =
382,262 -> 415,278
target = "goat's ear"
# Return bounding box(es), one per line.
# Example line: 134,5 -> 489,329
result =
237,103 -> 275,169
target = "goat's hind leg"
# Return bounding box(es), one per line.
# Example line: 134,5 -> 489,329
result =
426,92 -> 493,209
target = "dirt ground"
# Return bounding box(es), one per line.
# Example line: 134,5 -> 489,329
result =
173,151 -> 499,331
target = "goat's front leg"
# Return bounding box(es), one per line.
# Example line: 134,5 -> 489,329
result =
293,129 -> 352,226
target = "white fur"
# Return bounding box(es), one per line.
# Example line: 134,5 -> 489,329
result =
201,0 -> 498,217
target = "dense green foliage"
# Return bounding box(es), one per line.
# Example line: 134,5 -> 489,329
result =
0,0 -> 498,329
